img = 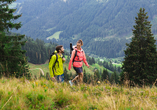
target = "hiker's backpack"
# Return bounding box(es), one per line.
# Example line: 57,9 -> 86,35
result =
49,51 -> 58,71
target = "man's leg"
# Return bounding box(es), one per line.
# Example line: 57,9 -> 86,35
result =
55,74 -> 64,83
59,74 -> 64,82
55,75 -> 59,82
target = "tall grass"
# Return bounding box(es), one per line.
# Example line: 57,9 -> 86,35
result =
0,77 -> 156,110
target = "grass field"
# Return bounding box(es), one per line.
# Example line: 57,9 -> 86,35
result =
112,63 -> 122,68
0,77 -> 156,110
46,31 -> 63,40
29,62 -> 79,78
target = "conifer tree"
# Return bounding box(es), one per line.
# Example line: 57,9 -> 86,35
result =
94,69 -> 100,81
110,73 -> 114,84
121,8 -> 157,86
101,69 -> 109,81
83,69 -> 87,83
113,71 -> 118,84
0,0 -> 30,78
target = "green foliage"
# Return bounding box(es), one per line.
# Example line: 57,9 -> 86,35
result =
1,78 -> 156,109
110,71 -> 119,84
14,0 -> 157,58
86,56 -> 96,65
83,69 -> 87,83
101,69 -> 109,81
22,37 -> 70,64
122,8 -> 157,86
94,69 -> 100,82
22,37 -> 57,64
64,67 -> 69,81
0,0 -> 30,78
46,72 -> 51,80
26,92 -> 46,109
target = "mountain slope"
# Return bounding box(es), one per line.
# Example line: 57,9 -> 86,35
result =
13,0 -> 157,58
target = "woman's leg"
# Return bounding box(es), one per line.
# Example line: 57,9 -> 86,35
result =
71,67 -> 83,83
71,75 -> 79,82
79,72 -> 83,84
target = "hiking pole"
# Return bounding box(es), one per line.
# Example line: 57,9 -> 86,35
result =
70,43 -> 72,57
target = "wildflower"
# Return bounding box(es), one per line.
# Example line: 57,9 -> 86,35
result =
43,85 -> 46,88
97,81 -> 100,84
36,82 -> 38,86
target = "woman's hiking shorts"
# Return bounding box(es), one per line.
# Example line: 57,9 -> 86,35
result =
73,67 -> 83,74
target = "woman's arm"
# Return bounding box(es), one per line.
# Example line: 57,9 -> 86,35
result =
83,51 -> 89,67
68,50 -> 75,70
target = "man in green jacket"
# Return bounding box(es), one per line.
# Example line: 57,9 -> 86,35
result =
49,45 -> 65,82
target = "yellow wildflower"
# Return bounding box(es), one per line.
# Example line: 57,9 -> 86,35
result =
36,82 -> 38,86
97,81 -> 100,84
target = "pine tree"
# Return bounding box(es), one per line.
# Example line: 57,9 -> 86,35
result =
0,0 -> 30,78
113,71 -> 118,84
110,73 -> 114,84
101,69 -> 109,81
94,69 -> 100,81
92,57 -> 95,64
83,69 -> 87,83
121,8 -> 157,86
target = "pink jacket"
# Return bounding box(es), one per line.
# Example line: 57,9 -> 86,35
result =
68,48 -> 89,70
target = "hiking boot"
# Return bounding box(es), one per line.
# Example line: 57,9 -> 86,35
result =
69,80 -> 73,86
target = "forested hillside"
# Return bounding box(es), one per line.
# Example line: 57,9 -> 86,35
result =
22,37 -> 121,73
13,0 -> 157,58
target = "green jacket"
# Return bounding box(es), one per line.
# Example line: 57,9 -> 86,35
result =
49,52 -> 65,77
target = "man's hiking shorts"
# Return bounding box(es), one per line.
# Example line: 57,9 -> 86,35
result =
73,67 -> 83,74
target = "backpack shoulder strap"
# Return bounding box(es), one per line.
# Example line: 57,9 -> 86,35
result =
73,50 -> 77,62
53,53 -> 58,68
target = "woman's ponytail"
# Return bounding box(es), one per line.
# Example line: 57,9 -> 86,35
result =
77,39 -> 83,46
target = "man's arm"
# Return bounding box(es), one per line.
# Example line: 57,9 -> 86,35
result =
49,55 -> 56,78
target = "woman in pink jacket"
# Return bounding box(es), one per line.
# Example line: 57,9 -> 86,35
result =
68,39 -> 89,86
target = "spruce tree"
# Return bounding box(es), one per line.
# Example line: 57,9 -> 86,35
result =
0,0 -> 30,78
121,8 -> 157,86
113,71 -> 118,84
94,69 -> 100,81
110,73 -> 115,84
101,69 -> 109,81
83,69 -> 87,83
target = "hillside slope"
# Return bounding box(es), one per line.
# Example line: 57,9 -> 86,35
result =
0,78 -> 156,109
13,0 -> 157,58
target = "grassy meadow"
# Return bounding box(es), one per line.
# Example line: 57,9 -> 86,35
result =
28,61 -> 114,78
0,77 -> 156,110
46,31 -> 63,40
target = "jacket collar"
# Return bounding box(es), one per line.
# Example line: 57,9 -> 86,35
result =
74,47 -> 83,52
